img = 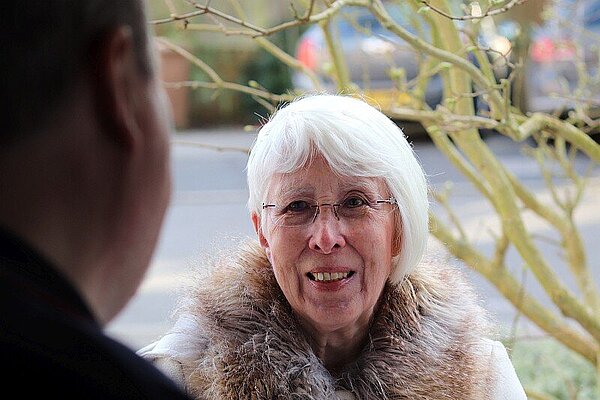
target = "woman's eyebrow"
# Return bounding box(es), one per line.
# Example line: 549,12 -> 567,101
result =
274,179 -> 381,199
275,182 -> 314,199
338,179 -> 380,194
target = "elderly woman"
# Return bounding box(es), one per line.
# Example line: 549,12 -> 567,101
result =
140,94 -> 526,399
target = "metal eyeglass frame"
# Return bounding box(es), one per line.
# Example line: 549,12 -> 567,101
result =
261,197 -> 397,225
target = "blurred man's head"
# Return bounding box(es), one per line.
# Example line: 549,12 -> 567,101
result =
0,0 -> 174,324
1,0 -> 153,142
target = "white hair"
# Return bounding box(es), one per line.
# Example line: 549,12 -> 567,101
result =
246,94 -> 429,282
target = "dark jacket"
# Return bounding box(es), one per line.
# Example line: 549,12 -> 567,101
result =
0,227 -> 193,399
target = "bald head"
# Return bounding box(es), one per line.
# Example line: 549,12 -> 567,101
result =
1,0 -> 153,145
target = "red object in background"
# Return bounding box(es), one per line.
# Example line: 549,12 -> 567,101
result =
296,37 -> 318,70
530,36 -> 577,63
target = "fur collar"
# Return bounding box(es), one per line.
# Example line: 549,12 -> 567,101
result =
177,240 -> 494,399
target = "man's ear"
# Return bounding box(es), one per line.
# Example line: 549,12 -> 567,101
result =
91,26 -> 143,149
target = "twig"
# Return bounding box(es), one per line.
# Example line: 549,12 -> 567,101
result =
524,389 -> 559,400
431,184 -> 468,241
429,212 -> 600,364
152,0 -> 360,38
506,265 -> 527,357
171,140 -> 250,154
369,0 -> 505,115
162,80 -> 292,103
418,0 -> 529,21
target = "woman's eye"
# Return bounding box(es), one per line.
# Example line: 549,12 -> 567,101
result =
343,197 -> 366,208
286,200 -> 310,212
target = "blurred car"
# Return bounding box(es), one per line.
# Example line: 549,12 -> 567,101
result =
521,0 -> 600,117
292,3 -> 516,114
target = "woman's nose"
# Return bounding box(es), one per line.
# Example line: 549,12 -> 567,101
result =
308,207 -> 346,254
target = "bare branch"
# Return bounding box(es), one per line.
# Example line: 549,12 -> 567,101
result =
387,106 -> 501,131
492,230 -> 510,269
516,113 -> 600,163
418,0 -> 529,21
225,0 -> 323,90
171,139 -> 250,154
163,80 -> 292,104
504,154 -> 600,316
320,17 -> 352,92
431,183 -> 468,241
524,389 -> 559,400
429,212 -> 600,364
155,37 -> 221,83
152,0 -> 362,37
368,0 -> 506,119
182,0 -> 267,35
163,0 -> 178,15
155,37 -> 293,106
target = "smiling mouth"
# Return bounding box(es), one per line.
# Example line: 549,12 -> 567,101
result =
307,271 -> 355,282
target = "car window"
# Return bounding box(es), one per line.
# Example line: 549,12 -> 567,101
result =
584,0 -> 600,27
356,14 -> 385,31
331,1 -> 472,41
337,8 -> 392,35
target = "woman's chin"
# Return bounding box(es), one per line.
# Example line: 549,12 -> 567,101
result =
301,300 -> 364,332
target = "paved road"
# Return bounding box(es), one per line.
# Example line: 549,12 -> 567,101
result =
106,127 -> 600,350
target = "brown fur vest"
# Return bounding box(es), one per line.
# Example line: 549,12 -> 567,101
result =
176,240 -> 495,399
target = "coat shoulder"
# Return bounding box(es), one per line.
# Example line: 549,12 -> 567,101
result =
138,314 -> 207,392
475,339 -> 528,400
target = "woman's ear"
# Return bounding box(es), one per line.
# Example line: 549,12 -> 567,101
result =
251,212 -> 273,264
251,212 -> 269,249
392,216 -> 402,257
392,235 -> 402,257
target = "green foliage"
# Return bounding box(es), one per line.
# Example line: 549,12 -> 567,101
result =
186,45 -> 255,127
182,36 -> 295,127
509,338 -> 598,399
238,29 -> 296,124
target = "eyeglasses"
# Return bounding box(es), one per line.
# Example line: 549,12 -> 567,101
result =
262,196 -> 397,227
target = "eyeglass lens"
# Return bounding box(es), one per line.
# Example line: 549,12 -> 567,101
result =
263,198 -> 396,227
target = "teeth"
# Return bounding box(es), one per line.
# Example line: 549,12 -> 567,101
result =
310,271 -> 350,282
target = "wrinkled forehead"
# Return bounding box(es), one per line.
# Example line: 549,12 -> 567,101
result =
266,164 -> 388,200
